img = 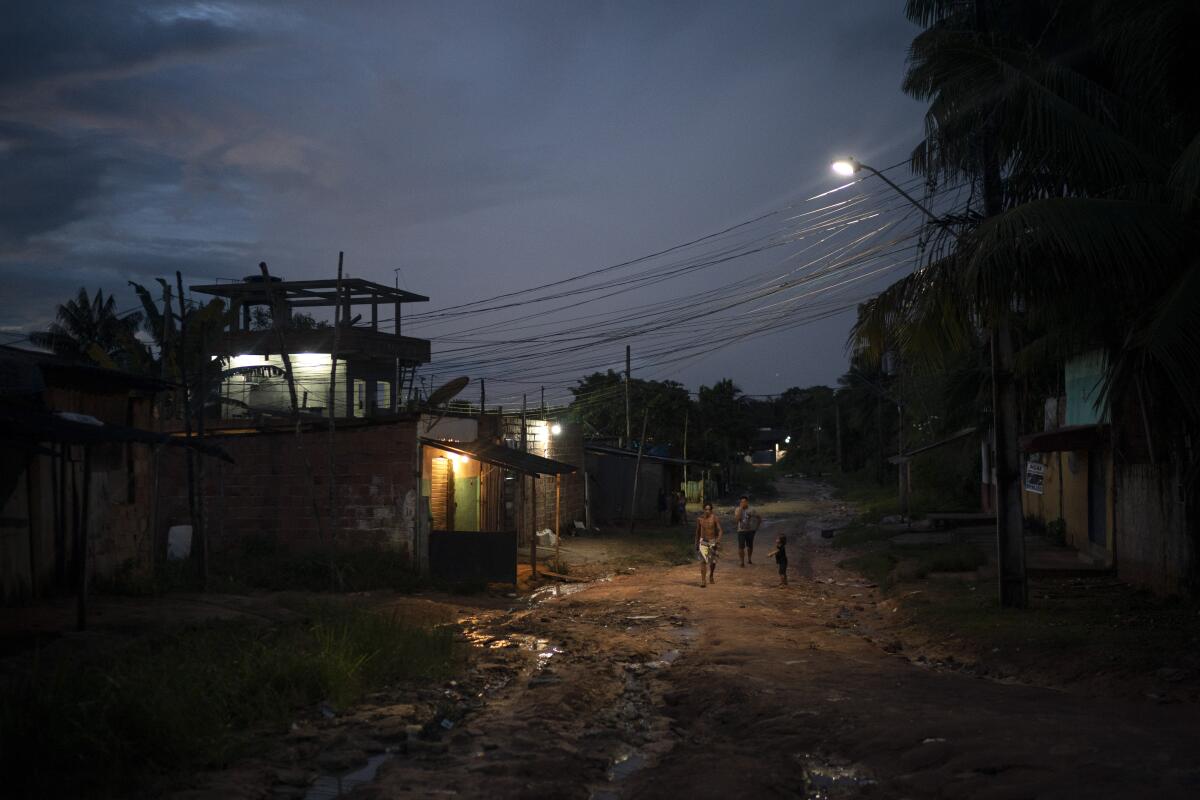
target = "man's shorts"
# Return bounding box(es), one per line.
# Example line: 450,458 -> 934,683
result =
737,530 -> 756,549
698,540 -> 719,564
777,559 -> 788,575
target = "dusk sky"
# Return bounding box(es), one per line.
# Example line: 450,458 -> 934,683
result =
1,1 -> 925,403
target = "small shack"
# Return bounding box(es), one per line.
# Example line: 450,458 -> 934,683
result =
0,347 -> 225,619
584,443 -> 689,523
420,434 -> 577,583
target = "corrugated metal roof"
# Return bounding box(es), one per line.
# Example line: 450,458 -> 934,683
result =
583,442 -> 700,465
421,437 -> 577,476
1,401 -> 233,461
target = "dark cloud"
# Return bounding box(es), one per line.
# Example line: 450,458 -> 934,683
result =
0,1 -> 252,92
0,123 -> 110,247
1,1 -> 925,390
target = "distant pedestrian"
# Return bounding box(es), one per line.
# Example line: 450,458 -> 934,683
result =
732,495 -> 761,567
669,490 -> 680,525
677,492 -> 687,525
766,534 -> 788,587
657,487 -> 668,521
694,502 -> 723,587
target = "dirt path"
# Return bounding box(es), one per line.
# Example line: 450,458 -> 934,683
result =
359,478 -> 1200,799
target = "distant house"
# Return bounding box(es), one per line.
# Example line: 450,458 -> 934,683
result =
1020,351 -> 1195,595
584,443 -> 692,522
748,427 -> 789,466
419,415 -> 579,582
160,273 -> 433,565
190,274 -> 430,418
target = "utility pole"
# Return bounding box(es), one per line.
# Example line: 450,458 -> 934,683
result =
682,412 -> 689,487
521,394 -> 527,452
628,409 -> 649,534
480,377 -> 486,419
624,345 -> 632,448
835,392 -> 843,473
540,385 -> 545,418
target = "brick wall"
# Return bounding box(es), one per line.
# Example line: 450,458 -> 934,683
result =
535,422 -> 585,533
162,418 -> 420,558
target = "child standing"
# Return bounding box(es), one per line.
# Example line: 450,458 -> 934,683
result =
766,534 -> 788,587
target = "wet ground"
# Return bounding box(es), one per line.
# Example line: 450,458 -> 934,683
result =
317,477 -> 1199,799
68,477 -> 1193,799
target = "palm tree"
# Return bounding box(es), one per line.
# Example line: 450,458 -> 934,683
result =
854,0 -> 1200,600
29,287 -> 146,369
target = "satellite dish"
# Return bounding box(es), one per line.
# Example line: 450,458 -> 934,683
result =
426,376 -> 469,408
422,376 -> 470,432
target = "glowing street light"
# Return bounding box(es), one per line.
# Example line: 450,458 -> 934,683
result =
550,423 -> 562,436
831,157 -> 860,176
784,435 -> 791,444
830,155 -> 950,232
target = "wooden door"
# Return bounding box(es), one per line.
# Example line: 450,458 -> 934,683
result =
431,456 -> 455,531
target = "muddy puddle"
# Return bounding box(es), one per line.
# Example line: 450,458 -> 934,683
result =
528,576 -> 610,605
304,752 -> 395,800
798,754 -> 876,799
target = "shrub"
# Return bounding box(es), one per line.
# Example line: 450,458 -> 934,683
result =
0,601 -> 457,798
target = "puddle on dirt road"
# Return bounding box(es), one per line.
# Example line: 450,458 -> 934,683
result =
588,747 -> 650,799
304,752 -> 394,800
528,576 -> 610,605
798,755 -> 876,799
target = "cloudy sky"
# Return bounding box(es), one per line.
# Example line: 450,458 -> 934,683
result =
0,1 -> 924,399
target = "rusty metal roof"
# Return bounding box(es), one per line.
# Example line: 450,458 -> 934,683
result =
421,437 -> 577,476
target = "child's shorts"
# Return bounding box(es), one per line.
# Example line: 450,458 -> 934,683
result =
777,560 -> 788,575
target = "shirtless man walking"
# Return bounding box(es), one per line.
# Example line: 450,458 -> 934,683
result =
694,502 -> 723,587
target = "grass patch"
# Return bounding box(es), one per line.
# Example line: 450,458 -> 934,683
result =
599,524 -> 697,567
900,579 -> 1200,678
1,600 -> 458,799
830,522 -> 894,550
838,551 -> 899,587
206,537 -> 423,594
839,541 -> 988,588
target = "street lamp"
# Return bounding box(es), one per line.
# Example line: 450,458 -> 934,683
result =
831,157 -> 950,233
829,154 -> 1027,607
550,423 -> 562,436
831,157 -> 860,176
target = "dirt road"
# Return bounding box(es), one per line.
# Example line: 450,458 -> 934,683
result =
356,478 -> 1198,799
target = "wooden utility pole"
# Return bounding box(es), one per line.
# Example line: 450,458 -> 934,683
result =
521,394 -> 527,451
835,392 -> 843,473
530,473 -> 538,578
628,410 -> 648,534
328,253 -> 343,538
554,473 -> 561,564
150,283 -> 173,569
682,412 -> 689,487
540,386 -> 545,417
624,345 -> 632,448
174,271 -> 203,584
76,445 -> 91,631
480,377 -> 486,418
898,401 -> 908,517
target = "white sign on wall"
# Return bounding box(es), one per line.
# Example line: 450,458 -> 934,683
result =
1024,460 -> 1045,495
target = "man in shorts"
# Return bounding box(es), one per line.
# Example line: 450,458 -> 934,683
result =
733,495 -> 760,566
694,502 -> 723,587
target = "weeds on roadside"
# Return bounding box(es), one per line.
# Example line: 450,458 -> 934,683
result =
0,600 -> 458,799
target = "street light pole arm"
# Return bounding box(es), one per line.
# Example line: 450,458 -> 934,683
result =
859,164 -> 953,234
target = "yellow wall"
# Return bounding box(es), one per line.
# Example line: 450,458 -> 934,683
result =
1021,449 -> 1113,558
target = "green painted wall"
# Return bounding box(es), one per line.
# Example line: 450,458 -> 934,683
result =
1065,351 -> 1109,425
454,476 -> 479,532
